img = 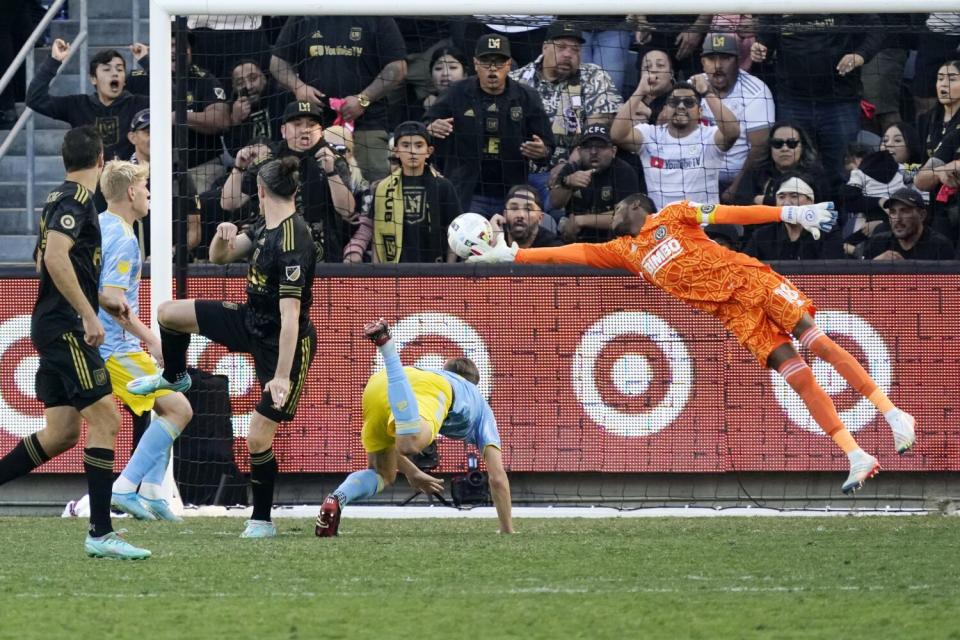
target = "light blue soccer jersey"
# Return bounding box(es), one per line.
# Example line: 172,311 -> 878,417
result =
98,212 -> 143,358
431,369 -> 501,451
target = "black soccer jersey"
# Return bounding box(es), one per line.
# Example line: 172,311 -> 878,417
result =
26,58 -> 150,161
31,181 -> 103,347
241,214 -> 316,339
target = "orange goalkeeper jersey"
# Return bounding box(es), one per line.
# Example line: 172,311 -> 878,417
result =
515,200 -> 784,304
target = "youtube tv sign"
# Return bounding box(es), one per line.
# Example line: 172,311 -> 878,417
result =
0,272 -> 957,474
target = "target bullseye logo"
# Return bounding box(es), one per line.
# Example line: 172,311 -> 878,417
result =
770,311 -> 891,434
573,311 -> 693,437
371,312 -> 492,399
187,337 -> 257,437
0,315 -> 44,437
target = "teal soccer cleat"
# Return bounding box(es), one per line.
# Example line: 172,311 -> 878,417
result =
111,492 -> 157,520
141,497 -> 183,522
85,531 -> 151,559
126,372 -> 192,396
240,519 -> 277,538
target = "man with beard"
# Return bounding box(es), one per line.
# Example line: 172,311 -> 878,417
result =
223,59 -> 291,154
509,22 -> 623,204
425,34 -> 554,216
549,124 -> 639,243
469,194 -> 918,496
221,101 -> 355,262
864,188 -> 954,260
611,79 -> 739,209
491,185 -> 563,249
127,38 -> 232,192
697,34 -> 774,202
27,41 -> 150,161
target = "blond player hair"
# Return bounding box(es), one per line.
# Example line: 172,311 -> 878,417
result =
99,160 -> 149,203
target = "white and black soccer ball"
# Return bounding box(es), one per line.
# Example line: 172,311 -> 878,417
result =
448,212 -> 495,259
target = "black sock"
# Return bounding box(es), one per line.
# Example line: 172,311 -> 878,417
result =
249,448 -> 277,522
160,324 -> 190,383
83,448 -> 115,538
0,434 -> 52,486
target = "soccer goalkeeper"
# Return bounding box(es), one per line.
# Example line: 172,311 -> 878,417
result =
469,195 -> 916,494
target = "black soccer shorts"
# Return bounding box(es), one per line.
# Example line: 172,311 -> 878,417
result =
34,331 -> 112,410
194,300 -> 316,423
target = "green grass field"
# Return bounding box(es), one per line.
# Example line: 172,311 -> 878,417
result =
0,516 -> 957,640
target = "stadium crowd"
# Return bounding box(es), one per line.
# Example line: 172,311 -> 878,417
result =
23,12 -> 960,263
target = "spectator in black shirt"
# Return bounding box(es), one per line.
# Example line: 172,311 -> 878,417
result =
917,60 -> 960,164
492,184 -> 563,249
425,34 -> 554,216
223,59 -> 290,155
551,124 -> 639,243
344,121 -> 461,263
221,101 -> 355,262
751,14 -> 885,177
744,174 -> 843,261
270,16 -> 408,182
865,188 -> 955,260
127,39 -> 232,193
27,41 -> 150,161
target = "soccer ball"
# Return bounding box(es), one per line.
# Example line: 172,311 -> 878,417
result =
448,212 -> 495,259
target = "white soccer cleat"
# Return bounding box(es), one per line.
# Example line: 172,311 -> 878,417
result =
886,409 -> 916,455
841,450 -> 880,495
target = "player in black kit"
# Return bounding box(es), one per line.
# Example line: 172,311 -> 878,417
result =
128,156 -> 317,538
0,126 -> 150,559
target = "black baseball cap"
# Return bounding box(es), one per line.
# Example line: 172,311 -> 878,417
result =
282,100 -> 323,124
702,33 -> 739,56
475,33 -> 511,60
392,120 -> 431,144
882,188 -> 925,210
578,124 -> 612,145
130,108 -> 150,131
545,21 -> 585,44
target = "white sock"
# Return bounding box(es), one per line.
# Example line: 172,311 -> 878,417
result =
139,482 -> 164,500
847,448 -> 870,462
883,408 -> 900,422
112,475 -> 137,494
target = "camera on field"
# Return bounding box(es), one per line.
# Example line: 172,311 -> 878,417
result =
450,451 -> 490,506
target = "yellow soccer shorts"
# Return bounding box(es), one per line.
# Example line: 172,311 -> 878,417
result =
106,351 -> 172,416
361,367 -> 453,454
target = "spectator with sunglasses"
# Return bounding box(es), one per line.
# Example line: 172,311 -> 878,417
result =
611,78 -> 739,209
731,121 -> 832,210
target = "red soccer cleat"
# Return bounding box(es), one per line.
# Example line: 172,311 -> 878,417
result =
364,318 -> 392,347
315,495 -> 341,537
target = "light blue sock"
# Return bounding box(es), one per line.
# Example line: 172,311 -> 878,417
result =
142,446 -> 172,488
381,341 -> 420,435
119,416 -> 179,486
332,469 -> 384,506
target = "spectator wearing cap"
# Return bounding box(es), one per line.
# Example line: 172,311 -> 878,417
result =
221,101 -> 355,262
425,34 -> 555,217
344,121 -> 462,264
124,109 -> 202,257
611,78 -> 739,209
510,21 -> 623,168
697,33 -> 775,203
491,184 -> 564,249
743,174 -> 843,261
751,14 -> 885,178
550,124 -> 639,243
864,188 -> 955,260
270,16 -> 407,182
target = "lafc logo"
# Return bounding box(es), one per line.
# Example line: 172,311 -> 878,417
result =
711,35 -> 726,48
298,102 -> 312,112
350,27 -> 362,41
486,37 -> 502,49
